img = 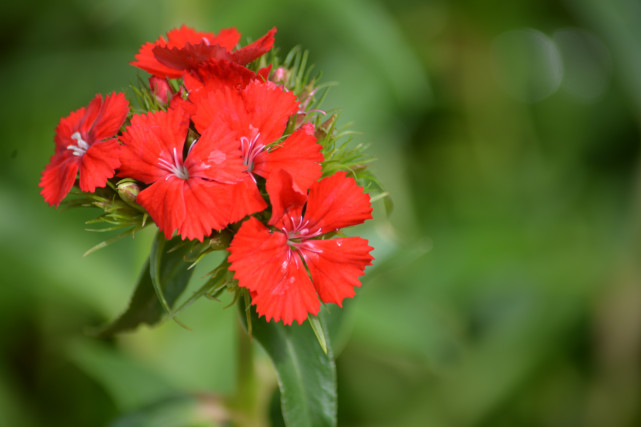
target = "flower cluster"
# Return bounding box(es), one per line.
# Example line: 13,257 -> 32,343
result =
39,26 -> 377,326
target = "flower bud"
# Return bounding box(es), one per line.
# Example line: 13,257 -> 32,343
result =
149,76 -> 172,105
315,113 -> 338,140
208,229 -> 232,250
116,179 -> 142,209
271,67 -> 290,85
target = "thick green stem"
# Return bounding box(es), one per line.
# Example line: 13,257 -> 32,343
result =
227,313 -> 261,426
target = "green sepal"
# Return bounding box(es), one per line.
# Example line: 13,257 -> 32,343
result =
128,74 -> 166,114
307,314 -> 328,355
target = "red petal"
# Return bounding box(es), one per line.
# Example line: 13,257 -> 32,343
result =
77,94 -> 103,138
254,123 -> 323,192
165,26 -> 216,47
164,25 -> 240,51
228,217 -> 320,324
137,177 -> 233,241
39,154 -> 79,207
230,27 -> 277,65
303,172 -> 373,235
185,124 -> 245,184
228,217 -> 284,294
266,169 -> 306,227
192,84 -> 248,134
212,27 -> 242,51
137,178 -> 185,239
179,180 -> 236,239
54,107 -> 85,151
89,92 -> 129,142
132,26 -> 242,78
152,43 -> 229,72
55,93 -> 128,149
250,253 -> 321,325
119,108 -> 190,183
168,96 -> 195,116
240,80 -> 298,144
132,26 -> 231,78
187,59 -> 258,94
78,139 -> 121,192
182,71 -> 203,95
257,65 -> 272,80
300,237 -> 373,306
132,41 -> 185,78
192,80 -> 297,146
226,175 -> 268,224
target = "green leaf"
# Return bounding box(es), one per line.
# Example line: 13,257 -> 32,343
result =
92,232 -> 195,337
239,300 -> 337,427
108,394 -> 227,427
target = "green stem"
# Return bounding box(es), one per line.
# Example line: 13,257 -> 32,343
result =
227,313 -> 260,426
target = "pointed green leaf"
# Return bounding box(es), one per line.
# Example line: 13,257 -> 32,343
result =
239,300 -> 337,427
92,232 -> 195,337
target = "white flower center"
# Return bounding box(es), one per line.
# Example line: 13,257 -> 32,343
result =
67,132 -> 90,156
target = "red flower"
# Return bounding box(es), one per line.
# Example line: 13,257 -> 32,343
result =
39,92 -> 129,207
192,79 -> 323,222
118,108 -> 246,241
228,170 -> 374,325
132,25 -> 276,79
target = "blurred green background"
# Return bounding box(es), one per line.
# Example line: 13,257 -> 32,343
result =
2,0 -> 641,426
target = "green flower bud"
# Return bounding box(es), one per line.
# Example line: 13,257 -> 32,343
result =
116,179 -> 143,210
208,229 -> 233,250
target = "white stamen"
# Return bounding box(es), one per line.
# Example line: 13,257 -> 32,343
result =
67,132 -> 90,156
158,147 -> 189,180
240,125 -> 263,171
187,138 -> 198,156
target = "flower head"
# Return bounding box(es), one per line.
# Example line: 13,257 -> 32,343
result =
39,92 -> 129,207
40,24 -> 380,335
228,170 -> 374,325
118,107 -> 246,241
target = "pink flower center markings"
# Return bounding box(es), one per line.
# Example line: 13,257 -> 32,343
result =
67,132 -> 90,157
208,149 -> 227,165
283,216 -> 324,251
158,147 -> 189,180
240,125 -> 263,173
